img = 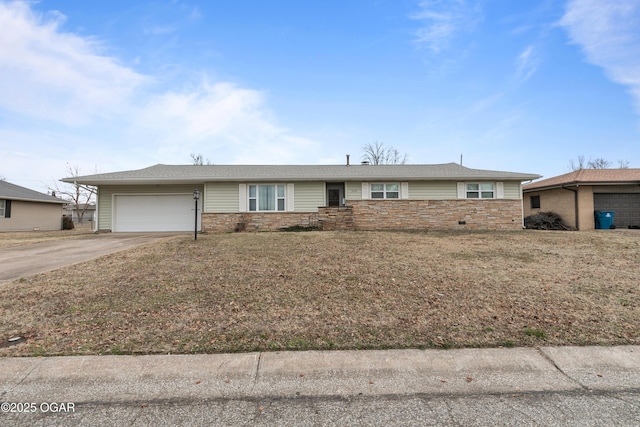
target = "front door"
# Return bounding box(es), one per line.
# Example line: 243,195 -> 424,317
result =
328,189 -> 340,207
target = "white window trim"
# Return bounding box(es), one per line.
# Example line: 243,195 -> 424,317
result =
238,184 -> 247,212
457,182 -> 501,199
370,183 -> 401,199
247,184 -> 287,212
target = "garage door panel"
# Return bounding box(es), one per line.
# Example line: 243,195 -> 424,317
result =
594,193 -> 640,228
114,194 -> 200,232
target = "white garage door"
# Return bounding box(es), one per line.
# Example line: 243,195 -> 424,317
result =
113,194 -> 201,232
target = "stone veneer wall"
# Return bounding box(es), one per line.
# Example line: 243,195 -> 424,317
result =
202,212 -> 318,232
202,199 -> 524,232
317,207 -> 354,231
348,199 -> 523,231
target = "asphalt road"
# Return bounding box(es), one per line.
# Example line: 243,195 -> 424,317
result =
0,233 -> 180,283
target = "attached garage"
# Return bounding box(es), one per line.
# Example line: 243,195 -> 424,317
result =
594,193 -> 640,229
113,194 -> 201,232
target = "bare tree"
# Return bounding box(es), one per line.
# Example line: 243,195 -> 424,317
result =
587,158 -> 611,169
190,153 -> 212,165
361,141 -> 407,165
618,160 -> 631,168
52,164 -> 97,224
569,156 -> 630,171
569,155 -> 587,171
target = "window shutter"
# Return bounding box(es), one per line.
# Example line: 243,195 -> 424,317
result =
361,182 -> 369,199
457,182 -> 466,199
496,182 -> 504,199
238,184 -> 247,212
286,183 -> 295,211
4,200 -> 11,218
401,182 -> 409,199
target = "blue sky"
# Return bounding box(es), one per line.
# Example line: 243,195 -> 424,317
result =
1,0 -> 639,193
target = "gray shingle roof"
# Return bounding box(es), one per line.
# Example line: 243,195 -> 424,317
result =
62,163 -> 541,185
0,180 -> 67,204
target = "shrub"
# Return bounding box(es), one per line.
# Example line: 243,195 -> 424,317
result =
524,212 -> 573,230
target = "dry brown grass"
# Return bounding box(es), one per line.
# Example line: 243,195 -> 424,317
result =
1,230 -> 639,356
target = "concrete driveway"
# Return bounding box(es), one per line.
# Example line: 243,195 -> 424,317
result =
0,233 -> 180,284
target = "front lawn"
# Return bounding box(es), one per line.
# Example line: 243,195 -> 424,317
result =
1,230 -> 638,356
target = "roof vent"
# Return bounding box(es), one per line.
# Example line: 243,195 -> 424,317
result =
361,160 -> 370,165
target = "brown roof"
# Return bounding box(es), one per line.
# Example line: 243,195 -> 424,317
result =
523,169 -> 640,191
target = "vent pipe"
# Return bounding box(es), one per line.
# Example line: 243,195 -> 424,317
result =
346,154 -> 350,166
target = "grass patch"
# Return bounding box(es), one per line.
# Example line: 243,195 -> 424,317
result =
1,230 -> 639,356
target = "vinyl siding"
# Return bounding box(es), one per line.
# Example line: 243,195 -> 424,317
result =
346,181 -> 523,201
503,182 -> 521,199
0,201 -> 63,232
408,181 -> 458,199
293,182 -> 325,212
205,182 -> 239,213
345,182 -> 363,200
98,185 -> 203,231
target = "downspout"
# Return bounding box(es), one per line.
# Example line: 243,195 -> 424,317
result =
562,184 -> 579,230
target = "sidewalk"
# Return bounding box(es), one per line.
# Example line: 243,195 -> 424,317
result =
2,346 -> 639,403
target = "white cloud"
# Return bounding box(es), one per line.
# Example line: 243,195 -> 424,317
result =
515,45 -> 538,83
561,0 -> 640,113
0,1 -> 148,125
410,0 -> 481,53
0,0 -> 319,188
133,81 -> 316,164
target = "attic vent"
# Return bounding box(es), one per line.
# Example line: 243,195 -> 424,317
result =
361,161 -> 370,165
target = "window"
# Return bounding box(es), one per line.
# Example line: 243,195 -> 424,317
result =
466,183 -> 494,199
370,183 -> 399,199
530,195 -> 541,209
0,200 -> 4,217
248,184 -> 285,211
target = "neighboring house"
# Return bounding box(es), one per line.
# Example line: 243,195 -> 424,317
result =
64,203 -> 96,223
0,180 -> 67,232
62,163 -> 540,233
523,169 -> 640,230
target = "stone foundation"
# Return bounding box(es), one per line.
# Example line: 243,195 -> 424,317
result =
202,212 -> 318,232
202,199 -> 524,232
348,199 -> 523,231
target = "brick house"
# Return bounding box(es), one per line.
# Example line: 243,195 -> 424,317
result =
63,163 -> 540,233
523,169 -> 640,230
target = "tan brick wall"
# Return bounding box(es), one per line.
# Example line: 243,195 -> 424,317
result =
349,199 -> 523,231
524,186 -> 595,230
202,212 -> 318,232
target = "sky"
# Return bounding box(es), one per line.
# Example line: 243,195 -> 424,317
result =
1,0 -> 639,194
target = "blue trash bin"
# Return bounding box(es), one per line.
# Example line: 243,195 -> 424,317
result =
594,211 -> 615,229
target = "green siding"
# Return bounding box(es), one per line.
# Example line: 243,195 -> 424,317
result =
205,182 -> 239,213
97,184 -> 203,231
408,181 -> 458,199
294,182 -> 325,212
345,182 -> 363,200
503,181 -> 521,199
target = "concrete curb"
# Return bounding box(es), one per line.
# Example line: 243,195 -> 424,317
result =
2,346 -> 639,404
